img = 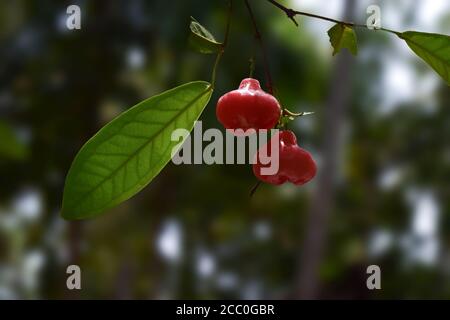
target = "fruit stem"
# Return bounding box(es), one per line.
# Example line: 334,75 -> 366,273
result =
249,57 -> 255,78
244,0 -> 274,95
211,49 -> 223,88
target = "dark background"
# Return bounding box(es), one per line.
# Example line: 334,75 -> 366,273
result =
0,0 -> 449,299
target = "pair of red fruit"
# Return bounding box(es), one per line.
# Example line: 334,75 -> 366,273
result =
216,78 -> 317,186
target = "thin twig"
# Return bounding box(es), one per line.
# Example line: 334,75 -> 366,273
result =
250,180 -> 262,197
266,0 -> 400,34
268,0 -> 344,25
223,0 -> 233,47
211,0 -> 233,87
267,0 -> 299,26
249,57 -> 255,78
244,0 -> 274,94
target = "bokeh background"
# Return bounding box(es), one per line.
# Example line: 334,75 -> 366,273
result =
0,0 -> 449,299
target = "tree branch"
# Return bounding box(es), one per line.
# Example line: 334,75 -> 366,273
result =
266,0 -> 399,34
266,0 -> 299,26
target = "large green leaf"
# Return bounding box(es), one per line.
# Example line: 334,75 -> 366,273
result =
62,81 -> 213,220
189,17 -> 222,54
398,31 -> 450,85
328,23 -> 358,56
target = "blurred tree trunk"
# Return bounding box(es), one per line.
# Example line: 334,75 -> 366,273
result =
64,0 -> 114,299
296,0 -> 356,299
115,252 -> 133,299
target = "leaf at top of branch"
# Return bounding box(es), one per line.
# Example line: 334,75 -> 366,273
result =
398,31 -> 450,85
61,81 -> 213,220
189,16 -> 223,54
327,23 -> 358,56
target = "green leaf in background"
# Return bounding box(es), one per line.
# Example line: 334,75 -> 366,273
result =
0,121 -> 28,161
62,81 -> 213,220
398,31 -> 450,85
328,23 -> 358,56
189,16 -> 223,54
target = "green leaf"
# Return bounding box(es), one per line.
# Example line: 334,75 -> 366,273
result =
62,81 -> 213,220
398,31 -> 450,85
327,23 -> 358,56
189,16 -> 222,54
0,121 -> 28,161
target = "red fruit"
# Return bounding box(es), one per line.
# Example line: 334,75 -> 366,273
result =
216,78 -> 281,134
253,130 -> 317,185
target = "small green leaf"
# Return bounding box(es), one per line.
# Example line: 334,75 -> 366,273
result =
0,121 -> 28,161
62,81 -> 213,220
189,16 -> 223,54
328,23 -> 358,56
398,31 -> 450,85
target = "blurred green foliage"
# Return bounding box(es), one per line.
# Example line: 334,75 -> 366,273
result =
0,0 -> 449,299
